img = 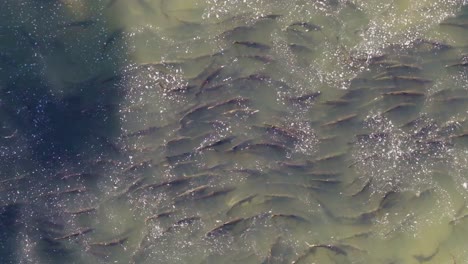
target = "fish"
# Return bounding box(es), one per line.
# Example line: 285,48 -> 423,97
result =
430,88 -> 462,97
271,214 -> 310,223
218,25 -> 254,39
263,194 -> 298,203
101,28 -> 125,53
243,142 -> 290,155
229,73 -> 273,84
54,228 -> 93,241
171,160 -> 198,174
372,71 -> 394,80
368,58 -> 400,67
277,160 -> 314,171
226,194 -> 258,216
174,216 -> 201,226
59,172 -> 95,180
440,21 -> 468,29
115,177 -> 147,198
174,185 -> 210,200
207,97 -> 250,110
122,125 -> 166,138
122,159 -> 152,173
318,135 -> 338,141
321,114 -> 357,127
257,124 -> 305,142
382,90 -> 425,97
260,14 -> 283,20
166,136 -> 192,150
0,174 -> 27,184
197,136 -> 236,151
386,64 -> 422,71
446,62 -> 468,68
89,237 -> 128,247
347,178 -> 372,197
164,216 -> 201,233
434,96 -> 468,103
239,55 -> 275,63
315,152 -> 346,162
90,158 -> 120,167
164,84 -> 198,94
194,83 -> 229,97
289,43 -> 313,53
202,162 -> 230,172
222,108 -> 259,117
205,218 -> 245,237
38,187 -> 86,199
220,213 -> 273,236
413,248 -> 439,263
184,172 -> 220,181
341,87 -> 372,99
306,243 -> 347,256
308,178 -> 341,185
233,41 -> 271,50
375,75 -> 432,84
287,22 -> 322,32
145,211 -> 174,224
379,190 -> 401,210
400,115 -> 430,128
179,104 -> 211,125
180,98 -> 249,125
451,132 -> 468,139
292,243 -> 347,264
307,171 -> 341,177
323,190 -> 401,225
192,187 -> 235,201
199,66 -> 225,90
412,38 -> 453,51
287,92 -> 321,104
339,231 -> 372,242
355,132 -> 389,142
132,177 -> 190,193
382,102 -> 416,115
262,237 -> 284,264
2,129 -> 17,139
449,213 -> 468,226
230,168 -> 264,177
226,139 -> 255,152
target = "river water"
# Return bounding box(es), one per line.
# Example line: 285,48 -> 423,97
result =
1,0 -> 468,263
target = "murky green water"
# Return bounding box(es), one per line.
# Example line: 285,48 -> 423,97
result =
2,0 -> 468,263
